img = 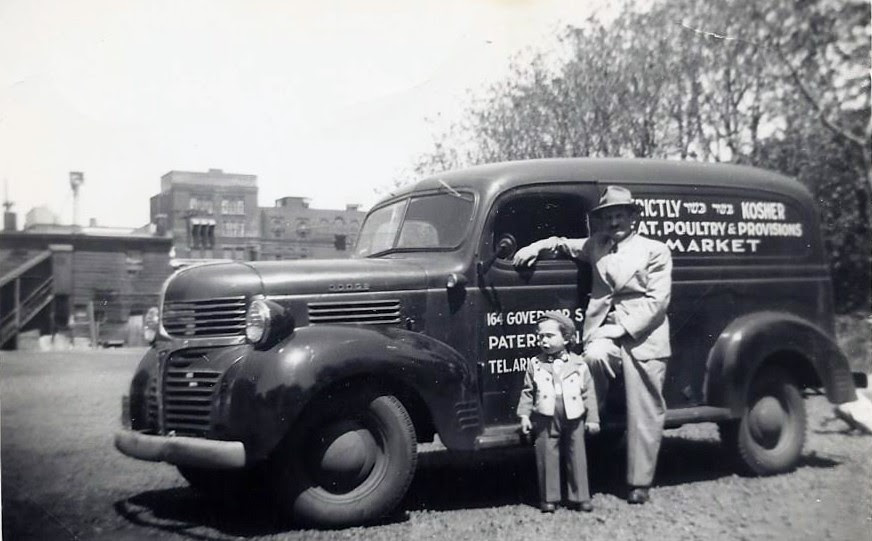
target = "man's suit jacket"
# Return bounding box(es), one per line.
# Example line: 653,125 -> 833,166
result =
516,352 -> 600,423
530,232 -> 672,361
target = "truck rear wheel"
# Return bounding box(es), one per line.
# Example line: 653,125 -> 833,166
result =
274,389 -> 417,528
721,366 -> 806,475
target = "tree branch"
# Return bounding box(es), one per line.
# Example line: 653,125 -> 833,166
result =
678,21 -> 868,153
773,43 -> 867,149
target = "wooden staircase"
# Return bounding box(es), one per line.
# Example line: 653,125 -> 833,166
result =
0,251 -> 54,349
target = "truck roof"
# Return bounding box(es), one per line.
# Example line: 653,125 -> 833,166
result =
390,158 -> 810,204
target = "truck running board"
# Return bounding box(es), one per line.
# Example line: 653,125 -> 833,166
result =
474,424 -> 524,449
473,406 -> 734,449
664,406 -> 732,427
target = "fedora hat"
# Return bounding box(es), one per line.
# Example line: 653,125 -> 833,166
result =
590,185 -> 639,215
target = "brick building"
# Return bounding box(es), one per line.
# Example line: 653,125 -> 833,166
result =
150,169 -> 366,263
150,169 -> 260,261
1,168 -> 365,348
0,221 -> 173,347
260,197 -> 363,260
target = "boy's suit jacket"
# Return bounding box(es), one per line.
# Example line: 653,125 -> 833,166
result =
517,352 -> 600,423
531,232 -> 672,361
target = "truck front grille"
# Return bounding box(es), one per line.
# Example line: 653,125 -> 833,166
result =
162,354 -> 221,437
146,374 -> 159,429
162,296 -> 247,338
308,299 -> 402,325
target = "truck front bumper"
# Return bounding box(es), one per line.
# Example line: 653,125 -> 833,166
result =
114,429 -> 246,469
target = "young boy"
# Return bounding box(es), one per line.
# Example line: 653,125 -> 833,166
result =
517,311 -> 600,513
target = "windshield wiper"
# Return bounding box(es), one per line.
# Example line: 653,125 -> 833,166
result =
437,179 -> 462,198
365,248 -> 400,258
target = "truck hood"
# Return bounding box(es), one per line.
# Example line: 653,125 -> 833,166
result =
164,258 -> 432,302
163,261 -> 264,303
249,258 -> 430,296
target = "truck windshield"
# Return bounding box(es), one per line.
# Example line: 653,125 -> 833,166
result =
354,192 -> 474,257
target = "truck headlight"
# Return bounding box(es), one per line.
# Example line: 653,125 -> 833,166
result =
143,306 -> 160,343
245,297 -> 294,348
245,299 -> 271,344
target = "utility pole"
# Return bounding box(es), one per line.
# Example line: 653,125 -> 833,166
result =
2,179 -> 11,212
3,179 -> 15,231
69,172 -> 84,228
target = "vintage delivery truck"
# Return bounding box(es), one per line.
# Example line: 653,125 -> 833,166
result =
115,159 -> 860,527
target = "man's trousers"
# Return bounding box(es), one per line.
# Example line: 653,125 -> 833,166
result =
585,339 -> 667,487
531,400 -> 590,504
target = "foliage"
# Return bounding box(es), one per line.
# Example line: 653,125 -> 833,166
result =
410,0 -> 871,312
836,312 -> 872,373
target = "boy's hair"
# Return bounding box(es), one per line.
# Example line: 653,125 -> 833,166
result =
536,311 -> 577,345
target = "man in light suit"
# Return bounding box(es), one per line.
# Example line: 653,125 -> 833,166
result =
513,185 -> 672,505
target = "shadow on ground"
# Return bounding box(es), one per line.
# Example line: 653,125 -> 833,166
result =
114,487 -> 290,539
113,434 -> 842,537
404,432 -> 842,512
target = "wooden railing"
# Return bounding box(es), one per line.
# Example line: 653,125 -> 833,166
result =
0,251 -> 55,348
0,250 -> 52,288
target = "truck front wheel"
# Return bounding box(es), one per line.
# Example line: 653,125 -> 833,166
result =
720,366 -> 806,475
274,389 -> 417,528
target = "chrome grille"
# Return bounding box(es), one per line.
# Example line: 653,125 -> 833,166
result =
162,354 -> 221,437
162,296 -> 246,338
308,299 -> 401,325
146,373 -> 159,430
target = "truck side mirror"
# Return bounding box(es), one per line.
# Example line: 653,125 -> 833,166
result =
479,234 -> 517,275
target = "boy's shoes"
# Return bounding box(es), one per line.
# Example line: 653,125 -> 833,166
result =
539,502 -> 557,513
627,487 -> 650,504
566,501 -> 594,512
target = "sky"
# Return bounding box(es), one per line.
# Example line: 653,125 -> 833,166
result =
0,0 -> 618,228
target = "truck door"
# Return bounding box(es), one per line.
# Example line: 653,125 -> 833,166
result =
476,184 -> 598,426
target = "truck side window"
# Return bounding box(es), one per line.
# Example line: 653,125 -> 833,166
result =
492,193 -> 589,259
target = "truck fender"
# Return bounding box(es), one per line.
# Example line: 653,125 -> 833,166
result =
703,311 -> 855,414
127,347 -> 160,431
226,324 -> 482,461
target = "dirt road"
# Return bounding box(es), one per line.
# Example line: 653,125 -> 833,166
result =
2,350 -> 870,540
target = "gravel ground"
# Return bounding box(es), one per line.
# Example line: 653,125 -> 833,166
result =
2,350 -> 870,540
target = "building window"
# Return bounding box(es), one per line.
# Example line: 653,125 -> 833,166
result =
221,221 -> 246,237
126,250 -> 143,274
270,217 -> 285,238
189,196 -> 214,214
221,197 -> 245,215
296,219 -> 310,239
334,234 -> 347,251
190,220 -> 215,249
